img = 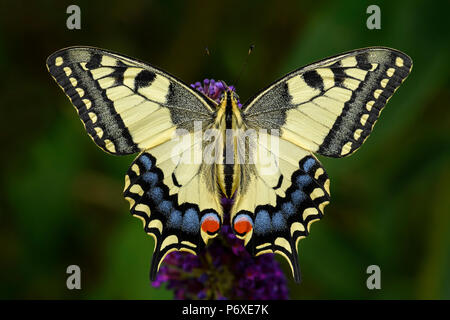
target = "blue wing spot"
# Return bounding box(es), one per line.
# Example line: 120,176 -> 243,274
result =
282,202 -> 295,217
291,190 -> 306,206
254,210 -> 271,235
140,154 -> 153,170
272,211 -> 287,231
296,174 -> 311,188
168,210 -> 182,228
149,187 -> 163,203
303,158 -> 316,173
158,200 -> 172,215
142,172 -> 159,187
182,208 -> 200,234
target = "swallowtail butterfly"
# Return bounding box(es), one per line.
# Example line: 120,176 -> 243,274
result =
47,47 -> 412,282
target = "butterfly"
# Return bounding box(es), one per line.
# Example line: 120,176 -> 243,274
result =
46,46 -> 412,283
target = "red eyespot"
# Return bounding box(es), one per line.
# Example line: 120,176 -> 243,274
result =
233,214 -> 253,235
201,214 -> 220,234
234,220 -> 252,235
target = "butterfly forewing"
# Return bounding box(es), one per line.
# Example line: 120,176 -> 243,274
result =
243,47 -> 412,157
46,47 -> 216,155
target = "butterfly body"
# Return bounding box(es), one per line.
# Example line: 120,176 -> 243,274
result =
214,90 -> 244,199
47,46 -> 412,283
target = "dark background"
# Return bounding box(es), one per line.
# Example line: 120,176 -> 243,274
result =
0,0 -> 449,299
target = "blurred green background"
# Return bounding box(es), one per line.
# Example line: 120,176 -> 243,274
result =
0,0 -> 449,299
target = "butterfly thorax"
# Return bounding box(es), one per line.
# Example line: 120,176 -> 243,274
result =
215,90 -> 243,199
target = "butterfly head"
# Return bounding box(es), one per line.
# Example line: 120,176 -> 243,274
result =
218,85 -> 240,106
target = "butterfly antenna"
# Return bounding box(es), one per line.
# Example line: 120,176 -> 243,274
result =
234,44 -> 255,88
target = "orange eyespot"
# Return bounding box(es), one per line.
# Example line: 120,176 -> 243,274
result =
233,214 -> 254,236
201,214 -> 220,234
234,220 -> 252,235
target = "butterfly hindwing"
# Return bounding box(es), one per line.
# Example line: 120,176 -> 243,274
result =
242,47 -> 412,157
46,46 -> 216,155
249,155 -> 330,282
124,152 -> 223,280
232,132 -> 330,282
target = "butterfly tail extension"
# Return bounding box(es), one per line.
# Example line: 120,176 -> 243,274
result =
123,152 -> 215,280
290,237 -> 302,283
247,235 -> 302,283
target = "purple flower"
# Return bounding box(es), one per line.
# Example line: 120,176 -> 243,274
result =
152,79 -> 289,300
191,78 -> 243,108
